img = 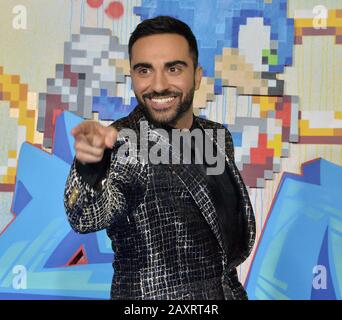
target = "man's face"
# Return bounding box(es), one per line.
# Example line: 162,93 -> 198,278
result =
130,33 -> 202,126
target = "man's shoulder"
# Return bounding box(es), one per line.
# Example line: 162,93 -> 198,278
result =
108,105 -> 144,131
195,116 -> 227,131
195,116 -> 234,151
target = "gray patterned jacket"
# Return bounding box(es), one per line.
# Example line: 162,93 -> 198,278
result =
64,106 -> 256,300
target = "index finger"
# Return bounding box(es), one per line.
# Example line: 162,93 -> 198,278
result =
71,121 -> 92,138
99,126 -> 118,148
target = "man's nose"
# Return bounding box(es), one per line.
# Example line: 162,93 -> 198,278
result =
150,70 -> 169,93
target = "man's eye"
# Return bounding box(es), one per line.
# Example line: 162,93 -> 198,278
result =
169,66 -> 179,73
138,68 -> 150,75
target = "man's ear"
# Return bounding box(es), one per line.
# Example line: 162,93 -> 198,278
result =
194,65 -> 203,90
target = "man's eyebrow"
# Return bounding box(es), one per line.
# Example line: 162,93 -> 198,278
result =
132,63 -> 153,71
132,60 -> 188,71
165,60 -> 188,68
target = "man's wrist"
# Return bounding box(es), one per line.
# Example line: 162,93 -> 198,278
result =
75,149 -> 111,189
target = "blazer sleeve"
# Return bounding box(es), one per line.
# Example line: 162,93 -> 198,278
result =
63,141 -> 140,234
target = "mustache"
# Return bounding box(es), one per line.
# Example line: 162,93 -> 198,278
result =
142,90 -> 182,100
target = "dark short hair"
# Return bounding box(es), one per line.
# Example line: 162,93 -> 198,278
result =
128,16 -> 199,68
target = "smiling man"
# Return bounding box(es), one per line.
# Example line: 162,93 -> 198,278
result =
129,31 -> 201,129
64,16 -> 256,300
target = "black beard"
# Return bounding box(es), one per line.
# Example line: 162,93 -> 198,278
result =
136,86 -> 195,128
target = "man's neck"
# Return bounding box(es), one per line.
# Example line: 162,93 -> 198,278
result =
170,108 -> 194,130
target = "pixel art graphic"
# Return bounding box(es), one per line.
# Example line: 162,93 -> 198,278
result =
0,0 -> 341,299
38,27 -> 136,149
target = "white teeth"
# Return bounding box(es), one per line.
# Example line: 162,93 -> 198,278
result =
151,97 -> 175,104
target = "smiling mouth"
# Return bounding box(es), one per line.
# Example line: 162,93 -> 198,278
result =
147,96 -> 178,110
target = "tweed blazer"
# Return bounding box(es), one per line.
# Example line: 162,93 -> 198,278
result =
64,105 -> 256,300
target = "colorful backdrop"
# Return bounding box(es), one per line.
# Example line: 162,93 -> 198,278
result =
0,0 -> 341,300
